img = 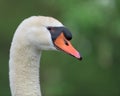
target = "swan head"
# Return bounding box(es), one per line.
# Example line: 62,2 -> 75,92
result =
16,16 -> 82,60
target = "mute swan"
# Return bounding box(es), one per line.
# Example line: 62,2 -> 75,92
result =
9,16 -> 82,96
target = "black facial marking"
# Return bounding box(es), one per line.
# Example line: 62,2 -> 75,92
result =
63,28 -> 72,40
47,27 -> 72,41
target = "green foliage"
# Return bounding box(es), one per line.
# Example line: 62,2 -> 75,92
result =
0,0 -> 120,96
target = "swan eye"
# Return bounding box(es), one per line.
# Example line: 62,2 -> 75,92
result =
47,27 -> 55,32
47,27 -> 52,31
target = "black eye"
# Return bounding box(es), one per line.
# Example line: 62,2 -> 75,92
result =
64,39 -> 69,46
47,27 -> 52,31
47,27 -> 55,32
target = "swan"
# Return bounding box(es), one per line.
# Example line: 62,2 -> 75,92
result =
9,16 -> 82,96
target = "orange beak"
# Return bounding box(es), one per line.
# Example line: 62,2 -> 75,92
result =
54,33 -> 82,60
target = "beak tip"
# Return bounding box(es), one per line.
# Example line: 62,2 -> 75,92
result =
74,52 -> 82,61
79,56 -> 83,61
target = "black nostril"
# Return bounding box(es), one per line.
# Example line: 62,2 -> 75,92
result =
64,39 -> 69,46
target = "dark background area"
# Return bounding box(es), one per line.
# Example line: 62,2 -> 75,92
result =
0,0 -> 120,96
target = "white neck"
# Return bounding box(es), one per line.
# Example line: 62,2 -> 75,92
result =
9,42 -> 42,96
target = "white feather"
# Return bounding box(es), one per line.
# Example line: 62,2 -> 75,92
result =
9,16 -> 64,96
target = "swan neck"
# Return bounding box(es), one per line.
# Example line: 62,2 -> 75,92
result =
9,43 -> 42,96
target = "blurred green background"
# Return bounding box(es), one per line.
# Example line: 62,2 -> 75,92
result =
0,0 -> 120,96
